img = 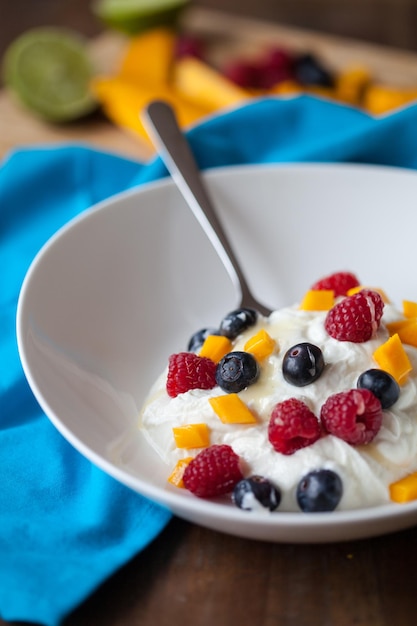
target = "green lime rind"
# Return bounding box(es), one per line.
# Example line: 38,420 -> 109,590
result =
92,0 -> 190,35
3,27 -> 98,123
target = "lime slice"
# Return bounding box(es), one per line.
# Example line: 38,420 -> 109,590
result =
3,28 -> 97,123
92,0 -> 190,35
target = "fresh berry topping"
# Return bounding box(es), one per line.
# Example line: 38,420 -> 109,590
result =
357,369 -> 400,409
324,289 -> 384,343
282,342 -> 325,387
182,444 -> 243,498
251,49 -> 293,89
320,388 -> 382,445
311,271 -> 360,297
296,469 -> 343,512
268,398 -> 321,455
166,352 -> 217,398
293,52 -> 334,87
219,307 -> 258,339
175,34 -> 205,59
223,47 -> 294,89
232,475 -> 281,512
223,59 -> 259,88
215,351 -> 260,393
187,327 -> 219,353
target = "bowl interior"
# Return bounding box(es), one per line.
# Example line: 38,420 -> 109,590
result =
17,163 -> 417,542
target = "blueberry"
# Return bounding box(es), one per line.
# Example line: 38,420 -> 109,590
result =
294,53 -> 334,87
233,475 -> 281,512
282,342 -> 325,386
215,351 -> 260,393
187,327 -> 219,352
296,469 -> 343,513
219,307 -> 258,340
357,368 -> 400,409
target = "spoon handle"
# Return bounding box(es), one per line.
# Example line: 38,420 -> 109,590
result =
143,100 -> 271,316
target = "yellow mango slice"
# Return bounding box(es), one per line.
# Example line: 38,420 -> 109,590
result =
386,319 -> 417,348
299,289 -> 334,311
390,471 -> 417,503
364,84 -> 417,115
244,329 -> 276,361
209,394 -> 257,424
172,423 -> 210,449
91,76 -> 209,142
346,285 -> 390,302
269,79 -> 301,96
119,28 -> 176,85
386,319 -> 413,334
199,335 -> 232,363
335,66 -> 371,105
373,333 -> 413,385
403,300 -> 417,318
167,457 -> 193,488
173,57 -> 250,111
396,323 -> 417,349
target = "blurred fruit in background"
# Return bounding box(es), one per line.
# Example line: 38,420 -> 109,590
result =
2,27 -> 97,122
2,0 -> 417,132
92,0 -> 190,34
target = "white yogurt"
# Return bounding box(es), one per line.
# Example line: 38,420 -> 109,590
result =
139,303 -> 417,511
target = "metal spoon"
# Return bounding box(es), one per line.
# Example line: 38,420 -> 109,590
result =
143,100 -> 272,317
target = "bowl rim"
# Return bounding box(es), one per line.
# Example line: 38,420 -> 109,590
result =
16,161 -> 417,542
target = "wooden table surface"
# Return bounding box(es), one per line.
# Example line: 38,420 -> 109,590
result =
3,4 -> 417,626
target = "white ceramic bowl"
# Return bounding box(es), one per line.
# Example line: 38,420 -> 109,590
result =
17,163 -> 417,543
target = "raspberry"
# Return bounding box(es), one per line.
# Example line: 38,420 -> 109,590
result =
268,398 -> 321,455
320,388 -> 382,445
311,271 -> 360,297
166,352 -> 216,398
324,289 -> 384,343
183,445 -> 243,498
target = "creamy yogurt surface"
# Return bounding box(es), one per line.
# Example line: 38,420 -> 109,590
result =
139,302 -> 417,512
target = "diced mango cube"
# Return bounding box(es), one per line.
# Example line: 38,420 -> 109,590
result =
373,333 -> 413,385
209,394 -> 257,424
403,300 -> 417,318
346,286 -> 390,302
199,335 -> 232,363
346,286 -> 360,296
386,319 -> 414,335
167,457 -> 193,488
172,423 -> 210,449
299,289 -> 334,311
396,322 -> 417,348
244,329 -> 276,361
390,471 -> 417,503
386,319 -> 417,348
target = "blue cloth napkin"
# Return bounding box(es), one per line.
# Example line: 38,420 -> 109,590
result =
3,94 -> 417,625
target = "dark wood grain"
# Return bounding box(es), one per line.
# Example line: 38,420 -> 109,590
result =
195,0 -> 417,52
3,515 -> 417,626
2,0 -> 417,56
55,520 -> 417,626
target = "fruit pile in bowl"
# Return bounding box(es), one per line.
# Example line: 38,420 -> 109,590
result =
140,271 -> 417,514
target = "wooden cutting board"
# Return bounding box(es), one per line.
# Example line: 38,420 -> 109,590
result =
2,6 -> 417,161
